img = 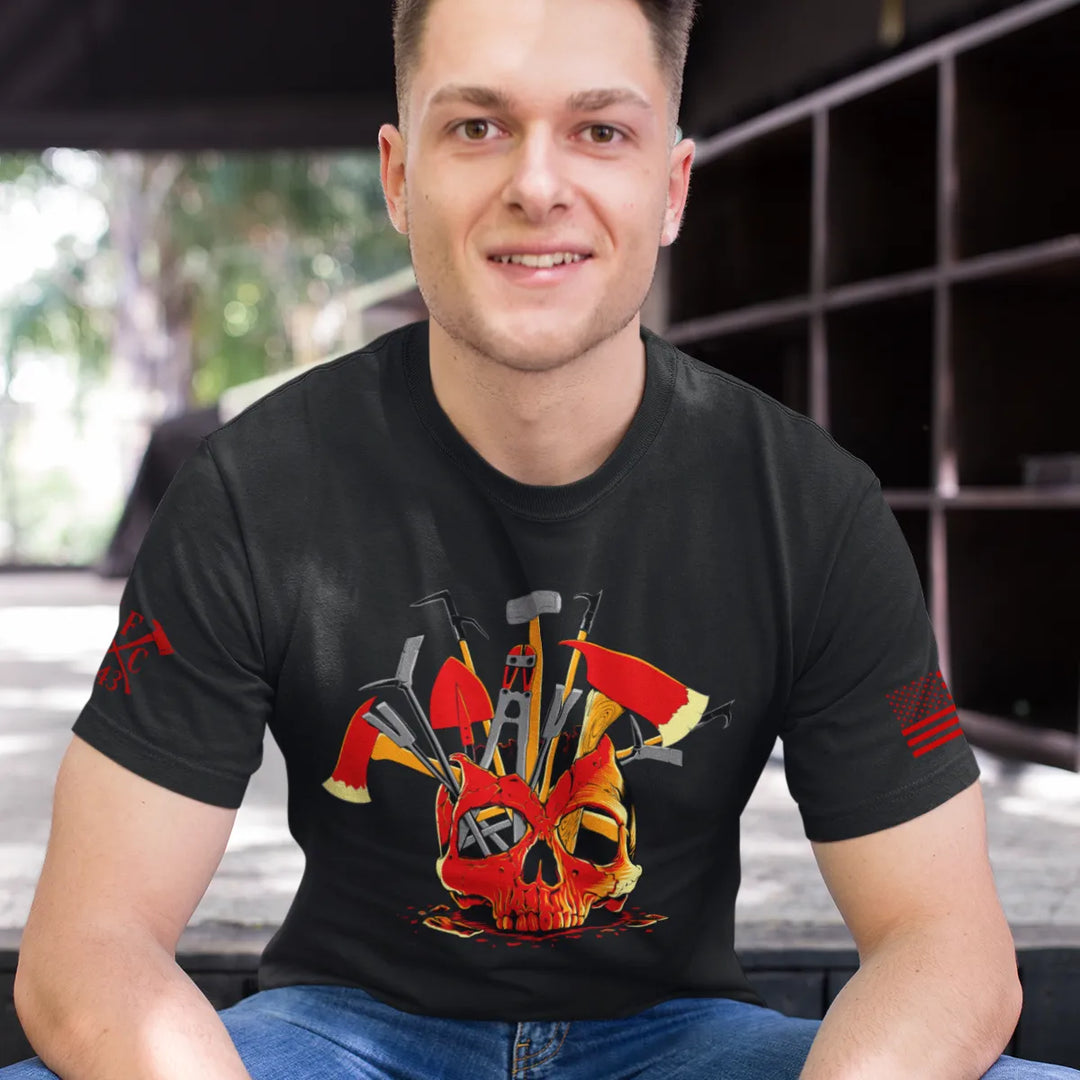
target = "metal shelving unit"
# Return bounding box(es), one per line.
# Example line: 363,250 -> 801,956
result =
670,0 -> 1080,769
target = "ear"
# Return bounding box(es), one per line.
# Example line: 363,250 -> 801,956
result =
379,123 -> 408,235
660,136 -> 695,247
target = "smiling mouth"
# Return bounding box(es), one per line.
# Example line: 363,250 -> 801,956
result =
488,253 -> 592,268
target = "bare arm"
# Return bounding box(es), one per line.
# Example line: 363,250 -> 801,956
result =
800,781 -> 1022,1080
14,735 -> 252,1080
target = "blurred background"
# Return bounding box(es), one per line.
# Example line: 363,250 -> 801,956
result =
0,149 -> 412,567
1,0 -> 1078,1069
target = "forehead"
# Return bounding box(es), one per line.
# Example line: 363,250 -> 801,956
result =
412,0 -> 665,117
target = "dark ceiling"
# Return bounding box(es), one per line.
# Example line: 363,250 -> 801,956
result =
0,0 -> 1026,151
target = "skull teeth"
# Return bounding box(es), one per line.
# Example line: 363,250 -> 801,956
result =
496,908 -> 586,932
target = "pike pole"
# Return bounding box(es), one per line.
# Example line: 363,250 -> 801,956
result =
534,590 -> 602,802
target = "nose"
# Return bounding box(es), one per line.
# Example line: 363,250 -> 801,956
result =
522,837 -> 562,888
502,129 -> 571,221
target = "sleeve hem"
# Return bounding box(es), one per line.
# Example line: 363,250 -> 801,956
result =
73,701 -> 252,810
799,751 -> 981,842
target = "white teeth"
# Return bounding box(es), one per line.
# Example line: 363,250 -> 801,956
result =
494,253 -> 587,267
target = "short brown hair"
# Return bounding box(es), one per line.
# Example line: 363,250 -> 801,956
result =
392,0 -> 698,130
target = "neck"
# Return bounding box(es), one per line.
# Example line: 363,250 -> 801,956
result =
426,319 -> 647,486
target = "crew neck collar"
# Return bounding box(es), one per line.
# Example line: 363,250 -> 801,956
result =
401,321 -> 677,522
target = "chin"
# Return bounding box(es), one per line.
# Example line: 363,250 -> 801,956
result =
484,326 -> 599,373
487,339 -> 584,374
443,305 -> 639,374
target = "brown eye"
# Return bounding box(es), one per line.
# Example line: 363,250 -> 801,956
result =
589,125 -> 618,144
461,120 -> 491,140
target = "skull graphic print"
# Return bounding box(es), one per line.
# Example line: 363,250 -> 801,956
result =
323,588 -> 733,940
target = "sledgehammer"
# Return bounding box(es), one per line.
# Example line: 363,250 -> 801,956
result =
479,590 -> 561,783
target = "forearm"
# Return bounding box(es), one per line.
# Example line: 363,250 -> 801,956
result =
799,922 -> 1022,1080
14,925 -> 251,1080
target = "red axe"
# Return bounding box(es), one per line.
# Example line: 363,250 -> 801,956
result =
322,696 -> 379,803
560,640 -> 708,751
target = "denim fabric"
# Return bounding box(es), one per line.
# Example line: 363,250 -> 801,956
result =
4,984 -> 1078,1079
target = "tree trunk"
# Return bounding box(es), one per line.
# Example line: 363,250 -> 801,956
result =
105,152 -> 189,485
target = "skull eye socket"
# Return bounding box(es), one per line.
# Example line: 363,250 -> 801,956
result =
561,808 -> 620,865
456,803 -> 522,858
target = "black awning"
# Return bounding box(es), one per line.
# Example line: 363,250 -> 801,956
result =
0,0 -> 1029,150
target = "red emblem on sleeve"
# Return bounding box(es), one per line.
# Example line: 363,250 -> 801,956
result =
95,609 -> 174,693
886,670 -> 963,758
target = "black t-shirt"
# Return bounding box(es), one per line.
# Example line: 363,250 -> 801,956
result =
74,320 -> 979,1021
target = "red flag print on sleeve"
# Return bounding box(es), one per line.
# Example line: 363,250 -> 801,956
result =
886,670 -> 964,758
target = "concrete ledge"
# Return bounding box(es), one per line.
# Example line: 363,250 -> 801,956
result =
734,920 -> 1080,951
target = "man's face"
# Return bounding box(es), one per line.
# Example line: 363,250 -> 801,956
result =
380,0 -> 694,373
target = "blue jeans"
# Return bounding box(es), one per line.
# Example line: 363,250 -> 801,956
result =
3,984 -> 1078,1078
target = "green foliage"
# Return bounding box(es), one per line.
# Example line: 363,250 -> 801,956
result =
3,261 -> 109,372
0,152 -> 61,185
170,151 -> 411,405
0,147 -> 412,565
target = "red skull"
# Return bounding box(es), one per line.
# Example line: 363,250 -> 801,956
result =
434,738 -> 641,933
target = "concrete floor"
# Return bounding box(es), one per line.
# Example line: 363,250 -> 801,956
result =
2,570 -> 1078,952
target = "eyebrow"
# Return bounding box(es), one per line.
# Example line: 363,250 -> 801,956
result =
428,84 -> 654,115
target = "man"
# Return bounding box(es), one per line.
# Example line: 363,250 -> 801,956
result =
6,1 -> 1078,1077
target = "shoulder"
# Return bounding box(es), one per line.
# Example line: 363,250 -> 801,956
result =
652,329 -> 878,524
203,321 -> 418,482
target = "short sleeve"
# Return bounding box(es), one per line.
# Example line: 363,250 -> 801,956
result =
73,439 -> 272,808
781,477 -> 979,841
